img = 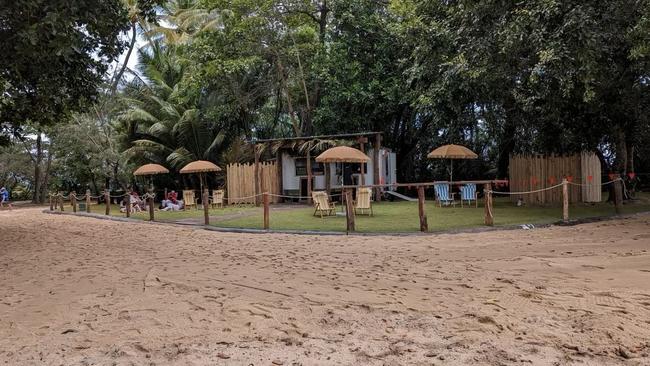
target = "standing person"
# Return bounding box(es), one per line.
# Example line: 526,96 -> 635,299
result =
0,187 -> 12,210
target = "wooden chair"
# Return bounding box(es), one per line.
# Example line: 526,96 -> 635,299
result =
211,189 -> 224,208
460,183 -> 478,208
312,191 -> 336,218
182,190 -> 197,210
434,183 -> 457,207
354,187 -> 373,216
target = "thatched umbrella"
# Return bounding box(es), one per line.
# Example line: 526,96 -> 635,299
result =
315,146 -> 370,164
179,160 -> 222,192
427,144 -> 478,182
133,163 -> 170,189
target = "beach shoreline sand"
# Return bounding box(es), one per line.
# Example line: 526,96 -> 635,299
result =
1,208 -> 649,365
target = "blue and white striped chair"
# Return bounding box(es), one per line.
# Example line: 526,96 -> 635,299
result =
460,183 -> 478,208
434,183 -> 457,207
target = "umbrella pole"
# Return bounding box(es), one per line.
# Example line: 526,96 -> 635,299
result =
450,159 -> 453,182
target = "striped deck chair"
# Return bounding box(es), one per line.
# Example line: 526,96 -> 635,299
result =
312,191 -> 336,218
460,183 -> 478,208
434,183 -> 457,207
354,187 -> 373,216
182,190 -> 197,210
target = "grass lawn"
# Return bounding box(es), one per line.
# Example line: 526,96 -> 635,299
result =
80,193 -> 650,233
216,193 -> 650,233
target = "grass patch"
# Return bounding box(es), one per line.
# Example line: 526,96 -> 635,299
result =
216,193 -> 650,233
79,193 -> 650,233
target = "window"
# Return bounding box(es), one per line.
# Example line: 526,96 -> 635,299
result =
295,158 -> 324,176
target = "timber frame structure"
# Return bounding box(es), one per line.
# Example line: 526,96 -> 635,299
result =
250,132 -> 384,205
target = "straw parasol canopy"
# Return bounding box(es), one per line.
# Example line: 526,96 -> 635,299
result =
427,144 -> 478,182
180,160 -> 222,192
427,144 -> 478,159
315,146 -> 370,163
179,160 -> 222,174
133,163 -> 169,176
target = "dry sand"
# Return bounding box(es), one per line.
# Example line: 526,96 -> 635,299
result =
1,208 -> 649,365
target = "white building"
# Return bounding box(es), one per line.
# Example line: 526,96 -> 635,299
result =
279,147 -> 397,199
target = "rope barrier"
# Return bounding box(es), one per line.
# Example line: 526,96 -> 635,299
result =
487,183 -> 564,196
490,178 -> 623,196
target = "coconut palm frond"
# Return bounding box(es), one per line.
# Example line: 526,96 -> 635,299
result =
167,147 -> 195,170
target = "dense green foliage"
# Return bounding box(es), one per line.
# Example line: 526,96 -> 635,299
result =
1,0 -> 649,200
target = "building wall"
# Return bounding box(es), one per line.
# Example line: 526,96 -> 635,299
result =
281,148 -> 396,193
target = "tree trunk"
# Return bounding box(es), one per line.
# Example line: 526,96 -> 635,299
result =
614,127 -> 628,174
32,132 -> 43,203
111,22 -> 137,94
39,150 -> 53,203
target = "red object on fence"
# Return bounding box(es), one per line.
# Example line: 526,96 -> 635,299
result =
548,176 -> 556,184
531,177 -> 538,186
608,172 -> 616,181
566,176 -> 574,183
587,175 -> 593,182
628,172 -> 636,180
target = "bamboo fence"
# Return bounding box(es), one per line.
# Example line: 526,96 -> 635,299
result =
226,162 -> 279,204
509,152 -> 601,204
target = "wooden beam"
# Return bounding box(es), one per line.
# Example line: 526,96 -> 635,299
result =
85,189 -> 91,213
306,149 -> 312,204
203,188 -> 209,225
254,145 -> 260,206
484,183 -> 493,226
71,192 -> 77,213
325,163 -> 331,195
417,186 -> 428,232
359,140 -> 366,186
105,189 -> 110,216
276,148 -> 283,203
562,178 -> 569,223
263,192 -> 270,230
614,175 -> 623,214
149,189 -> 155,221
373,133 -> 381,202
345,189 -> 355,232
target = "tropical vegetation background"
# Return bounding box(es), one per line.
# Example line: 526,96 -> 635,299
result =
1,0 -> 649,202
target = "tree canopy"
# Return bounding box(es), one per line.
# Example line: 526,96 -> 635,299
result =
1,0 -> 649,200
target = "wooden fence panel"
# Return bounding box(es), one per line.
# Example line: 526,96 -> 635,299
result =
509,152 -> 600,204
226,162 -> 279,204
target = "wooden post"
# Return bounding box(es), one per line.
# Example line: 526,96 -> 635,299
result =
164,188 -> 168,202
59,192 -> 64,212
149,190 -> 155,221
373,133 -> 381,202
125,193 -> 131,218
263,192 -> 270,230
345,189 -> 355,233
49,194 -> 53,211
358,136 -> 367,186
276,148 -> 284,203
105,190 -> 110,215
562,178 -> 569,223
202,188 -> 209,225
85,189 -> 91,213
325,163 -> 331,196
484,183 -> 493,226
306,149 -> 312,204
417,186 -> 428,232
254,144 -> 260,206
71,193 -> 77,213
614,176 -> 623,214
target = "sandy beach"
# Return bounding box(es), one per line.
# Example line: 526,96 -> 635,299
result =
0,208 -> 649,365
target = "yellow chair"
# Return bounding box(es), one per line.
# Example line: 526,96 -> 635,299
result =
354,187 -> 373,216
211,189 -> 224,208
312,191 -> 336,218
182,190 -> 197,210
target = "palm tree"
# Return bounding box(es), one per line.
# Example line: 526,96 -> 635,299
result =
119,42 -> 225,172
